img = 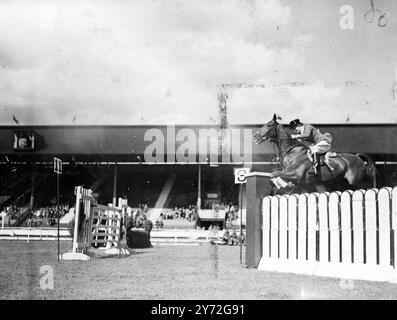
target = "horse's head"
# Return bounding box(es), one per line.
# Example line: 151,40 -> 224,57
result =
254,114 -> 282,144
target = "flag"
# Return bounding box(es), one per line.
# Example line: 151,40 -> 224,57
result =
12,114 -> 19,124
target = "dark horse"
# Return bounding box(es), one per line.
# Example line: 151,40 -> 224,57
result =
254,114 -> 376,191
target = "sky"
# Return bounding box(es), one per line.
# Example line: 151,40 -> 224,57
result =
0,0 -> 396,125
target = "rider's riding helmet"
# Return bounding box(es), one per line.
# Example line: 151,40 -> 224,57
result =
289,119 -> 303,130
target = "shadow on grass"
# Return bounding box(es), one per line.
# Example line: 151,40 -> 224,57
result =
87,247 -> 148,259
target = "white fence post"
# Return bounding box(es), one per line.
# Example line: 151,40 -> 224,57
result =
297,194 -> 307,262
270,196 -> 279,259
262,197 -> 271,260
340,191 -> 353,265
307,193 -> 318,263
378,188 -> 391,267
329,192 -> 341,264
352,190 -> 364,265
390,188 -> 397,282
318,193 -> 329,264
72,186 -> 82,253
279,196 -> 288,260
287,195 -> 297,261
365,189 -> 377,266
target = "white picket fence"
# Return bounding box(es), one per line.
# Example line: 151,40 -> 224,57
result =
258,187 -> 397,283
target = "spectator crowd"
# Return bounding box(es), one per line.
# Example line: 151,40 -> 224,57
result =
0,205 -> 21,227
221,229 -> 245,245
1,205 -> 21,219
0,203 -> 71,227
159,205 -> 198,222
27,204 -> 70,227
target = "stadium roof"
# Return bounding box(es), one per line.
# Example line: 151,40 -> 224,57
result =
0,124 -> 396,163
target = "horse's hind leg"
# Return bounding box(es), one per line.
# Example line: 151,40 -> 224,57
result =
315,185 -> 327,193
345,171 -> 358,185
344,166 -> 365,186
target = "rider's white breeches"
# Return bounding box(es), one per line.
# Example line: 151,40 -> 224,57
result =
309,140 -> 331,154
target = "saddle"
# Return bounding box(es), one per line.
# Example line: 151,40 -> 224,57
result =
271,151 -> 339,189
307,151 -> 337,175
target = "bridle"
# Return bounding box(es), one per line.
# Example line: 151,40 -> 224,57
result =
262,122 -> 307,169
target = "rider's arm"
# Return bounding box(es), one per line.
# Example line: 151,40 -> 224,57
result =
292,124 -> 312,139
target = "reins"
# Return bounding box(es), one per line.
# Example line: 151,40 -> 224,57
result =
266,124 -> 307,169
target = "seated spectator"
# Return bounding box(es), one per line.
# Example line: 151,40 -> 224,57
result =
212,224 -> 220,232
223,230 -> 230,243
31,216 -> 41,227
186,207 -> 191,221
174,207 -> 180,219
47,216 -> 56,226
229,231 -> 239,245
125,213 -> 134,230
154,219 -> 164,229
226,218 -> 232,229
135,215 -> 144,228
0,209 -> 6,228
239,232 -> 245,245
143,216 -> 153,238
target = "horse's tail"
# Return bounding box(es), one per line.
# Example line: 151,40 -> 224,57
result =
356,153 -> 377,188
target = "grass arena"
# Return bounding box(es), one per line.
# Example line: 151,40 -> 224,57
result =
2,241 -> 397,300
2,124 -> 397,300
3,0 -> 397,303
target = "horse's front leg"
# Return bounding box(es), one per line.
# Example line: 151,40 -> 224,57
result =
271,170 -> 299,182
271,166 -> 306,184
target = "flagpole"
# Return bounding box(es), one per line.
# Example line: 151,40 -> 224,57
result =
57,171 -> 60,261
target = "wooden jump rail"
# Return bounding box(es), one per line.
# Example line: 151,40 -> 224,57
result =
60,186 -> 129,261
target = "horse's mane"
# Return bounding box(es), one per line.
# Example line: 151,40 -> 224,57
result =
274,122 -> 309,153
275,122 -> 294,140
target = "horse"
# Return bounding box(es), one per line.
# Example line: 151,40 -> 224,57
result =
253,114 -> 376,192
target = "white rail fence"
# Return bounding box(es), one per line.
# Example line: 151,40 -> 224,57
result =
0,227 -> 71,241
258,187 -> 397,283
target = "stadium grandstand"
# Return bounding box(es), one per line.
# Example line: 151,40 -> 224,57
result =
0,123 -> 397,228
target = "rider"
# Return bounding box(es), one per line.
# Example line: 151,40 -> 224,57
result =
289,119 -> 333,175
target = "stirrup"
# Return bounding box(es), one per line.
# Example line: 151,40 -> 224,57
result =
307,150 -> 313,162
307,166 -> 317,175
324,161 -> 335,172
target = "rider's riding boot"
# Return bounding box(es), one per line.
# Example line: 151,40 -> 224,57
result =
313,153 -> 320,175
307,152 -> 319,175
